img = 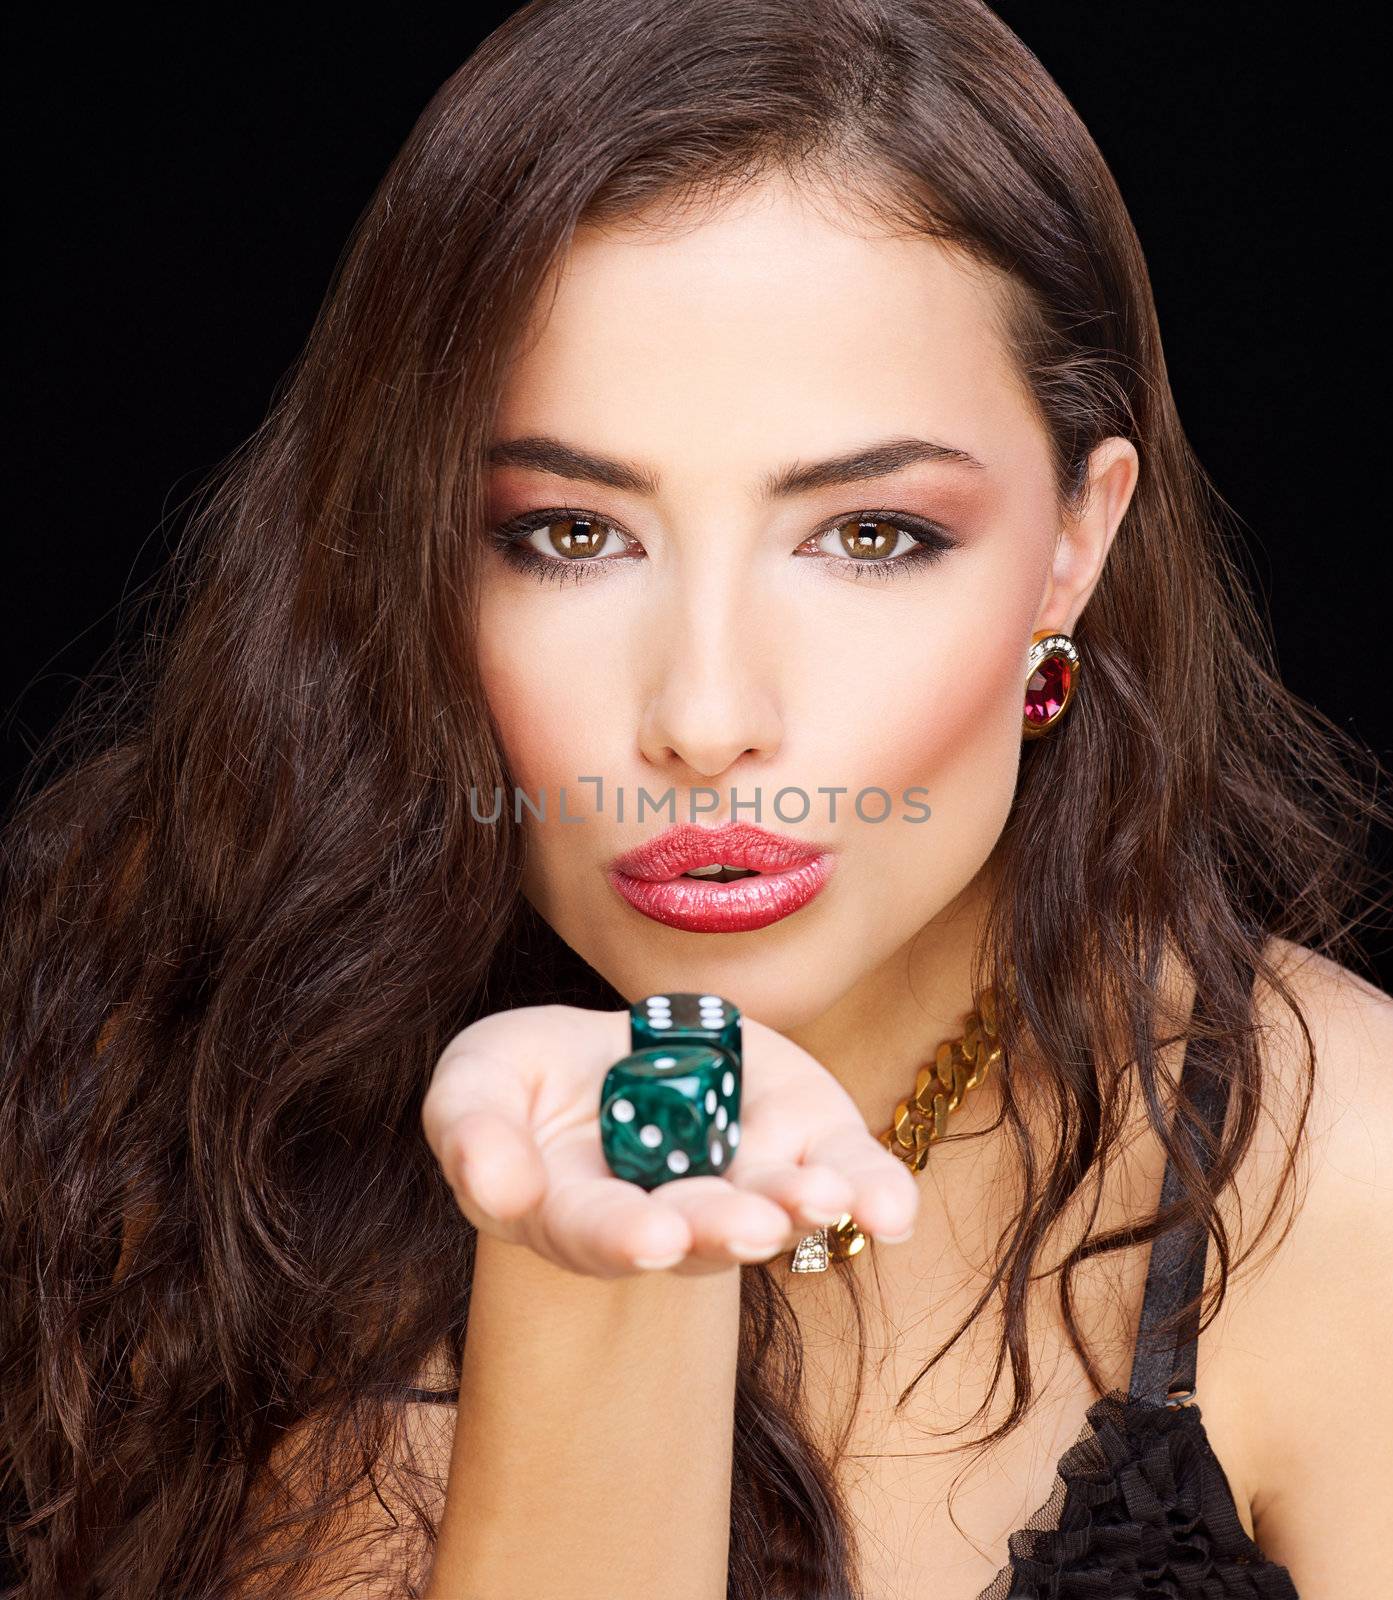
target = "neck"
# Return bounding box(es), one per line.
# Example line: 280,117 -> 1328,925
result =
783,859 -> 1006,1156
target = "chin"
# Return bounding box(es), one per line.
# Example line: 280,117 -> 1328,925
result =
593,943 -> 849,1033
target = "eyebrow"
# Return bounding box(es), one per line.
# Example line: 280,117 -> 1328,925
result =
486,433 -> 986,498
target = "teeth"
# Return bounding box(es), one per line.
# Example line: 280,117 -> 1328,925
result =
682,863 -> 759,881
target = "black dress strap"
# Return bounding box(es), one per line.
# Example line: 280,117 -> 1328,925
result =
1125,959 -> 1253,1408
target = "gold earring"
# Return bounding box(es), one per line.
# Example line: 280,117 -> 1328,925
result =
1022,629 -> 1081,739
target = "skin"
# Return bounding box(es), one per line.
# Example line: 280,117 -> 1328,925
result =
470,171 -> 1393,1594
477,169 -> 1135,1143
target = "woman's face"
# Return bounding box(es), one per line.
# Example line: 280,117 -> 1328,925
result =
476,173 -> 1135,1035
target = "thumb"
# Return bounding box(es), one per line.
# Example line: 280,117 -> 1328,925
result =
423,1048 -> 548,1221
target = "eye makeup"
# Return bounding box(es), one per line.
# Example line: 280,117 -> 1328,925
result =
485,506 -> 961,587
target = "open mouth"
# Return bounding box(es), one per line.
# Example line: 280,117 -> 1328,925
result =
679,863 -> 762,883
608,855 -> 833,932
606,822 -> 836,932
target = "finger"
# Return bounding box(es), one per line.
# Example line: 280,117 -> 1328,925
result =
538,1120 -> 792,1266
725,1158 -> 857,1230
422,1053 -> 548,1223
801,1125 -> 921,1242
646,1175 -> 797,1266
536,1175 -> 693,1277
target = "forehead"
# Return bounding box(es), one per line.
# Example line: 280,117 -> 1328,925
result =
496,175 -> 1040,488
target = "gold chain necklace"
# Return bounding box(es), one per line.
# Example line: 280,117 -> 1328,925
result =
788,983 -> 1005,1272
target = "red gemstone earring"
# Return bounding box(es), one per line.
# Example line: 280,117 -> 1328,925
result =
1022,629 -> 1081,739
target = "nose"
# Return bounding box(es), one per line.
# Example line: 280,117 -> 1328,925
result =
635,555 -> 784,783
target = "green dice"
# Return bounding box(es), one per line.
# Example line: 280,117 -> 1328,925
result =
598,994 -> 743,1189
629,991 -> 742,1063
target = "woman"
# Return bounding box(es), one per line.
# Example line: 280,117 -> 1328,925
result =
4,2 -> 1390,1596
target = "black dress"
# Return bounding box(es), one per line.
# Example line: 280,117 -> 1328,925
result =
403,968 -> 1303,1599
974,965 -> 1301,1598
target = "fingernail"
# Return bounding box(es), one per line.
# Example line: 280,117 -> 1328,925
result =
874,1226 -> 915,1245
728,1239 -> 781,1261
634,1250 -> 686,1270
800,1209 -> 842,1226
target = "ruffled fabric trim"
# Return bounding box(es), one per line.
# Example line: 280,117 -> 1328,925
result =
982,1388 -> 1299,1599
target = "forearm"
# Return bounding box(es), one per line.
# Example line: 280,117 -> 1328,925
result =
426,1230 -> 743,1600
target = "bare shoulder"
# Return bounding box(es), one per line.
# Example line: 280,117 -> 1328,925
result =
1201,933 -> 1393,1336
1226,935 -> 1393,1589
1247,935 -> 1393,1221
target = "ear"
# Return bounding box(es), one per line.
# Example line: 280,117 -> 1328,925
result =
1034,436 -> 1139,633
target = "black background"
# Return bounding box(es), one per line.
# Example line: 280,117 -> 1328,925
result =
5,6 -> 1390,977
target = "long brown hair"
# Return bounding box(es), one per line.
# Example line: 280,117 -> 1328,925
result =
4,2 -> 1389,1595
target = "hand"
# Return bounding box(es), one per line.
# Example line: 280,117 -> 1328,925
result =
421,1002 -> 920,1277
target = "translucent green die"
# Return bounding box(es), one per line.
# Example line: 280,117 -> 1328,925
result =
628,991 -> 742,1062
599,1043 -> 743,1190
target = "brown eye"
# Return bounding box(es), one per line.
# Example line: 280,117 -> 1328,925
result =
547,517 -> 610,559
835,518 -> 908,560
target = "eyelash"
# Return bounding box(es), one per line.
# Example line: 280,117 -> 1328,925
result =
486,507 -> 958,586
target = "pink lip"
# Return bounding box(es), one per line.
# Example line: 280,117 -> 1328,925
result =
607,821 -> 836,933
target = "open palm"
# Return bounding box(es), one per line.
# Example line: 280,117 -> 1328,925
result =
422,1002 -> 920,1277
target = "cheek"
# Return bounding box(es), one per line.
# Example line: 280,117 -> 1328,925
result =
813,596 -> 1027,808
810,620 -> 1026,924
474,586 -> 618,797
890,634 -> 1023,793
852,524 -> 1047,811
841,632 -> 1024,924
